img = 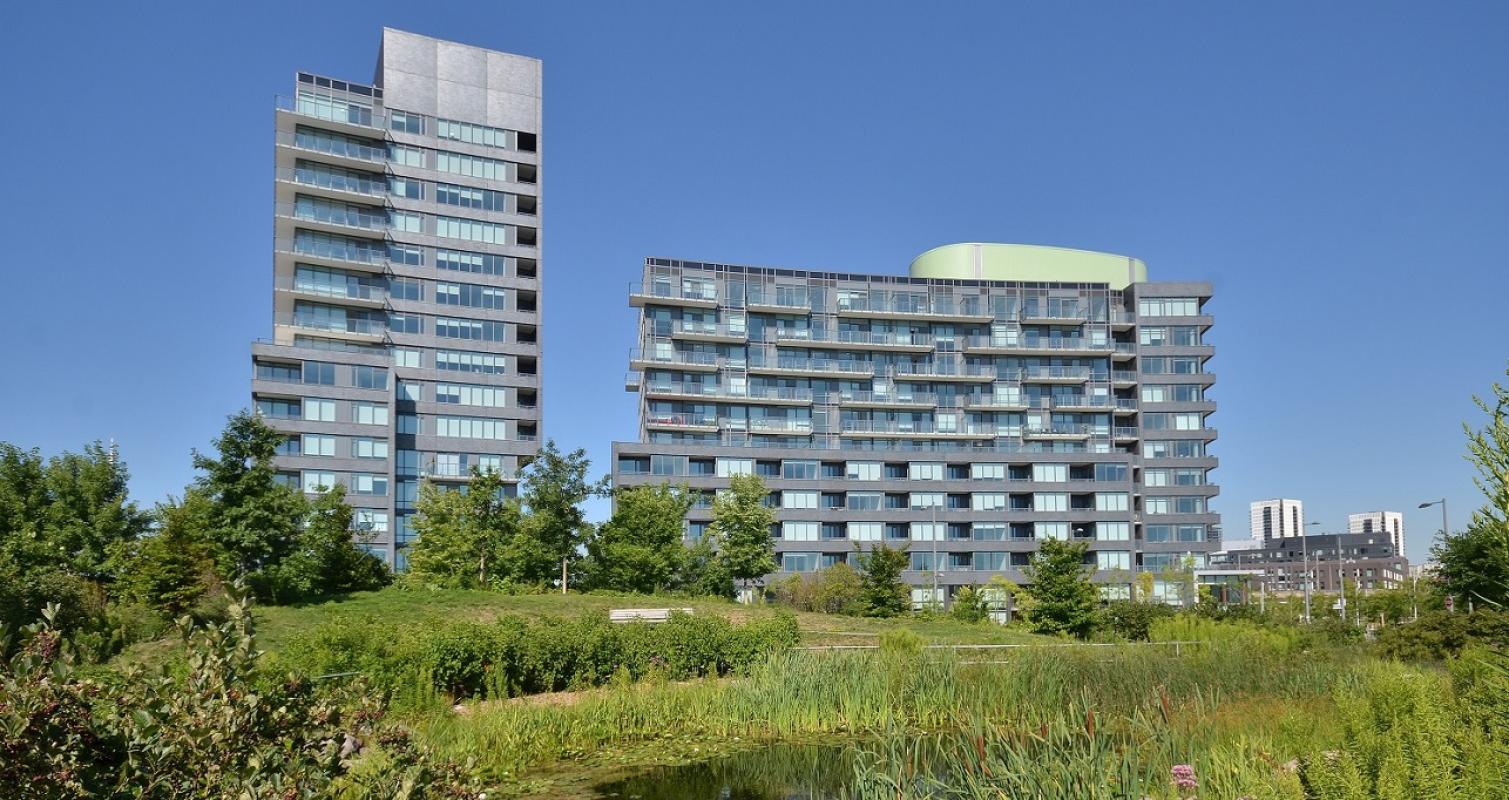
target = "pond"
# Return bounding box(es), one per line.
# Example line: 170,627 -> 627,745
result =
590,742 -> 860,800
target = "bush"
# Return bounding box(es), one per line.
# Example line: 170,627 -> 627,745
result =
767,563 -> 863,614
1374,609 -> 1509,661
1097,600 -> 1177,641
279,609 -> 801,700
1149,615 -> 1305,656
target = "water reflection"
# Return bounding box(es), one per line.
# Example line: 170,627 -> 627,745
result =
591,743 -> 856,800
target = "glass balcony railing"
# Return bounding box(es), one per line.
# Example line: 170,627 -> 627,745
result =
888,362 -> 995,378
277,130 -> 387,164
674,320 -> 747,338
278,312 -> 387,337
629,282 -> 719,304
278,274 -> 388,302
281,166 -> 387,197
281,201 -> 389,232
629,348 -> 720,368
964,336 -> 1112,352
643,382 -> 813,403
839,421 -> 998,437
1021,366 -> 1094,381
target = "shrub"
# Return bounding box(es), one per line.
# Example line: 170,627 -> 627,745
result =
1374,609 -> 1509,661
280,608 -> 801,700
1149,615 -> 1304,656
1098,599 -> 1177,641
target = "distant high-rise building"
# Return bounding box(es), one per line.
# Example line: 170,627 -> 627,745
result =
1349,511 -> 1405,558
1249,498 -> 1304,542
250,29 -> 543,569
611,243 -> 1221,607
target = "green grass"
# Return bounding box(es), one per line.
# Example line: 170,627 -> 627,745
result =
111,587 -> 1047,669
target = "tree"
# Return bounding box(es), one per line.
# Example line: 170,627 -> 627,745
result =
0,441 -> 149,578
679,532 -> 734,598
710,474 -> 777,596
1133,570 -> 1156,603
191,411 -> 308,589
949,585 -> 989,623
270,486 -> 391,602
1021,539 -> 1099,638
856,541 -> 910,617
118,496 -> 218,618
520,440 -> 607,593
1435,365 -> 1509,608
407,469 -> 521,589
585,483 -> 694,593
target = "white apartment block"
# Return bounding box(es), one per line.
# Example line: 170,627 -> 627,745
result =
1349,511 -> 1405,559
1249,498 -> 1304,542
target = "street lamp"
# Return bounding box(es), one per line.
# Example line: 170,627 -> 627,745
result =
1418,498 -> 1449,540
1301,521 -> 1320,623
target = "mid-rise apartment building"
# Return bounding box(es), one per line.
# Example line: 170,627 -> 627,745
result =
1348,511 -> 1405,559
250,29 -> 542,568
1211,532 -> 1407,593
611,243 -> 1220,605
1249,498 -> 1304,543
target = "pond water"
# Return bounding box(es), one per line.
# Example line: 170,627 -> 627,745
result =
590,742 -> 858,800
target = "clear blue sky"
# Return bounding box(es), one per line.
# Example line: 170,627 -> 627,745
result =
2,1 -> 1505,558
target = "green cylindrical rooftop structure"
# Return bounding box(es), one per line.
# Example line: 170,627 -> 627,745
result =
909,243 -> 1147,290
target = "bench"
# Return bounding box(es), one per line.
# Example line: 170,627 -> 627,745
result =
609,608 -> 694,624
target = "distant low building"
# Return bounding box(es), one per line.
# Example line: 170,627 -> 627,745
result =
1211,532 -> 1408,593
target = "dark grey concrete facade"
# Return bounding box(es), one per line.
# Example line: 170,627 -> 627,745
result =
610,251 -> 1221,606
250,29 -> 542,568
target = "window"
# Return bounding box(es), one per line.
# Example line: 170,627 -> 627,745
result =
257,398 -> 300,418
848,522 -> 882,541
301,471 -> 337,493
847,492 -> 882,511
909,462 -> 943,481
1095,493 -> 1129,512
1137,297 -> 1200,316
1032,463 -> 1067,482
782,460 -> 818,480
393,348 -> 422,368
435,416 -> 507,440
436,281 -> 507,309
436,118 -> 524,150
388,313 -> 422,335
1097,522 -> 1131,541
275,436 -> 300,456
1096,551 -> 1131,571
301,434 -> 336,457
256,361 -> 300,383
302,361 -> 336,385
436,383 -> 506,407
303,398 -> 335,422
436,349 -> 506,374
397,413 -> 420,434
846,461 -> 882,481
351,473 -> 389,496
389,109 -> 424,134
352,402 -> 388,426
1094,463 -> 1128,482
353,366 -> 388,390
436,215 -> 509,244
436,248 -> 508,276
434,182 -> 510,212
1034,493 -> 1068,512
971,493 -> 1006,511
972,524 -> 1006,541
910,552 -> 937,571
782,491 -> 818,510
910,522 -> 944,541
781,552 -> 819,572
1144,440 -> 1205,459
717,458 -> 753,477
435,150 -> 510,181
910,492 -> 944,509
352,438 -> 388,459
388,144 -> 426,167
1036,521 -> 1069,540
1141,384 -> 1203,403
1145,496 -> 1206,515
354,509 -> 390,533
971,463 -> 1005,480
782,522 -> 818,541
435,317 -> 506,342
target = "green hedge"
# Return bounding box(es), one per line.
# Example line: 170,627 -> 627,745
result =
275,609 -> 800,699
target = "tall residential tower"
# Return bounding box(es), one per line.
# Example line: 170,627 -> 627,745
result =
1348,511 -> 1405,559
1250,499 -> 1305,543
250,29 -> 542,568
611,243 -> 1220,605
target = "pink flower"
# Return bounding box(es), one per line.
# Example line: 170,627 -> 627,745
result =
1171,764 -> 1198,791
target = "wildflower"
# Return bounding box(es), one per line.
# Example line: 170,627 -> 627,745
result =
1171,764 -> 1198,791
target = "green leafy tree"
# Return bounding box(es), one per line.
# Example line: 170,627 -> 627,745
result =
407,469 -> 521,589
949,584 -> 989,623
710,474 -> 777,595
679,533 -> 735,598
1022,538 -> 1099,638
586,483 -> 694,593
118,495 -> 218,618
856,541 -> 910,617
1436,365 -> 1509,608
191,411 -> 308,589
520,440 -> 607,593
270,486 -> 390,602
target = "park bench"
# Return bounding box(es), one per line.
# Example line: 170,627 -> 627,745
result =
609,608 -> 694,623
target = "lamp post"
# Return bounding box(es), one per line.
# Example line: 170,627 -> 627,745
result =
1418,498 -> 1449,540
1301,521 -> 1320,623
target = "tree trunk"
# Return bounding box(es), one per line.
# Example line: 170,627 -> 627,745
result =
561,556 -> 569,594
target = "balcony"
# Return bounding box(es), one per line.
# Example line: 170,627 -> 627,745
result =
773,329 -> 935,353
836,392 -> 939,410
1112,342 -> 1137,361
838,421 -> 998,439
275,274 -> 388,308
747,358 -> 874,378
628,349 -> 720,373
836,298 -> 993,324
670,321 -> 748,343
1032,396 -> 1114,412
1112,427 -> 1140,440
1115,398 -> 1140,411
887,362 -> 997,383
274,130 -> 387,169
628,282 -> 718,310
1112,371 -> 1139,386
746,418 -> 815,435
645,413 -> 719,433
1021,366 -> 1093,384
277,92 -> 385,132
744,291 -> 812,315
1018,311 -> 1088,326
1022,425 -> 1095,441
1108,311 -> 1137,329
963,336 -> 1113,356
643,382 -> 813,406
965,394 -> 1029,410
278,201 -> 389,239
624,371 -> 641,392
276,312 -> 386,341
277,166 -> 386,203
277,235 -> 390,273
